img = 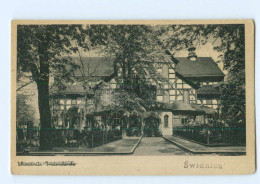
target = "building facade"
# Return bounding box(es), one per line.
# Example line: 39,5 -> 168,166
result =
50,47 -> 225,137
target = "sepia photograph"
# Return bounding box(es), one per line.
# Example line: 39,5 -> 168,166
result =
11,20 -> 255,175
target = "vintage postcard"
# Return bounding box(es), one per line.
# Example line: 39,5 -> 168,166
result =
11,20 -> 255,175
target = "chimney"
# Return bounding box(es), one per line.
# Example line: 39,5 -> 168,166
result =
187,44 -> 197,61
183,90 -> 190,104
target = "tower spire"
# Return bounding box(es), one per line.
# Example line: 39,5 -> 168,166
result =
187,42 -> 197,61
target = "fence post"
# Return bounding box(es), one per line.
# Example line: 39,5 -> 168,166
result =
103,130 -> 104,145
91,133 -> 93,148
207,128 -> 210,145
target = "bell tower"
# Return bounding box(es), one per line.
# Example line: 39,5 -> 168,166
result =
187,43 -> 197,61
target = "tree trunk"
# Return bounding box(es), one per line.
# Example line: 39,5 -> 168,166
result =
37,44 -> 52,150
37,78 -> 52,150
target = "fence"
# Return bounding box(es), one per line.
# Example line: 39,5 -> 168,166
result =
173,125 -> 246,146
16,128 -> 122,151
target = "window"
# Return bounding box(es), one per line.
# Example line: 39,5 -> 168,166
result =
212,99 -> 218,104
66,100 -> 71,109
170,96 -> 175,101
169,68 -> 174,73
77,99 -> 83,104
169,74 -> 175,78
156,96 -> 163,102
59,99 -> 65,104
177,83 -> 182,89
213,105 -> 218,109
177,95 -> 183,101
190,95 -> 196,101
169,79 -> 175,84
72,99 -> 76,105
183,83 -> 190,89
110,79 -> 117,89
113,117 -> 120,126
169,90 -> 175,95
181,115 -> 188,124
190,89 -> 195,94
163,84 -> 168,89
164,115 -> 169,128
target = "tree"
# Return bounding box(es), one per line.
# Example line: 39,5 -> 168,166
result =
214,25 -> 245,127
16,93 -> 36,126
17,25 -> 89,150
87,25 -> 172,96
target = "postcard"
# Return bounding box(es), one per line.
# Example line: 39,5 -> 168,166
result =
11,20 -> 255,175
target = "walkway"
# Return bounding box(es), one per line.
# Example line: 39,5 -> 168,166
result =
26,137 -> 141,156
163,135 -> 246,155
133,137 -> 190,155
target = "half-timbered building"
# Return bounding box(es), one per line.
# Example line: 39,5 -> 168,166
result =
50,46 -> 225,138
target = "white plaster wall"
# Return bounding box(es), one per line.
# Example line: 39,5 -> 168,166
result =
159,111 -> 173,136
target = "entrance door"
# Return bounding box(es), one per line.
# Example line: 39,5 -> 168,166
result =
143,115 -> 161,137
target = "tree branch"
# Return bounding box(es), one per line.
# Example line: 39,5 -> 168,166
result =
16,80 -> 34,91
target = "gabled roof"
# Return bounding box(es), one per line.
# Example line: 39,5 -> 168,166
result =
162,101 -> 204,114
51,57 -> 115,96
175,57 -> 225,79
156,101 -> 217,115
50,84 -> 87,96
71,57 -> 115,77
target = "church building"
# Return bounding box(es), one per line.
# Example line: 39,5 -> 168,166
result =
50,46 -> 225,137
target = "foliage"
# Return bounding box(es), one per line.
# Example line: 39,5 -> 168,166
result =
16,93 -> 36,125
17,25 -> 90,149
17,25 -> 90,84
87,25 -> 172,92
17,24 -> 246,149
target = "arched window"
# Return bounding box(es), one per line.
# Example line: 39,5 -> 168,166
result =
164,115 -> 169,128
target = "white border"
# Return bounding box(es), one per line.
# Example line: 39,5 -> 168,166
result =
1,0 -> 259,183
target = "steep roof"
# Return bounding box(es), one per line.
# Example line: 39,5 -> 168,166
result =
51,57 -> 115,96
156,101 -> 217,115
50,84 -> 86,96
164,101 -> 204,114
175,57 -> 225,78
71,57 -> 115,77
